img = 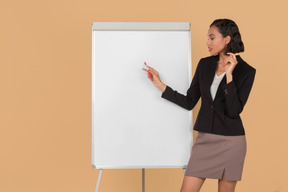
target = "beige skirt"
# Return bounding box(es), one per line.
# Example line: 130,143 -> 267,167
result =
184,131 -> 247,181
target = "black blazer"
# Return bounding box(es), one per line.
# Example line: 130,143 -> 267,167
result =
161,54 -> 256,136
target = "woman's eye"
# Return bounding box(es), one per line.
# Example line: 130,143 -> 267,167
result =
211,38 -> 214,40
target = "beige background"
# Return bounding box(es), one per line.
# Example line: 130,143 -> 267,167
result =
0,0 -> 287,191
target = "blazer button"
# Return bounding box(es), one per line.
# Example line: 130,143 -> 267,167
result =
224,88 -> 228,94
211,105 -> 214,109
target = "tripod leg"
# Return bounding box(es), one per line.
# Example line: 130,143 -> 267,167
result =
142,168 -> 145,192
95,169 -> 103,192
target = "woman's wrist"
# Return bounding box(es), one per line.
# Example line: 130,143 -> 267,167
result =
226,74 -> 233,84
159,82 -> 167,93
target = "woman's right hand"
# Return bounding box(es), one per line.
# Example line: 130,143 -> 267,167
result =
142,65 -> 166,92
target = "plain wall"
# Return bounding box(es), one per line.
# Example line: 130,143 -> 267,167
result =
0,0 -> 287,191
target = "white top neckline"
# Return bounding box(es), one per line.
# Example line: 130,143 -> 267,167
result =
215,71 -> 226,78
210,72 -> 226,101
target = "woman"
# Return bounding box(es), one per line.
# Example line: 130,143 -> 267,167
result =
142,19 -> 256,192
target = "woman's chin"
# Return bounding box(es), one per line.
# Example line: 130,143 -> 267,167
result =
209,52 -> 218,56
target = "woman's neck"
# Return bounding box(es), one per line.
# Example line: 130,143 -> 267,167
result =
218,52 -> 230,64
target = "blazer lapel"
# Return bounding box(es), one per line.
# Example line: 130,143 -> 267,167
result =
213,74 -> 227,102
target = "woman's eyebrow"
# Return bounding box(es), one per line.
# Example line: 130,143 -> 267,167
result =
208,34 -> 215,37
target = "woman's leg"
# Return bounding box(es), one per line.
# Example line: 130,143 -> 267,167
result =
218,169 -> 237,192
180,176 -> 206,192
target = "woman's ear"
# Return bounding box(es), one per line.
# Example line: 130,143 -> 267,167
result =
225,35 -> 231,44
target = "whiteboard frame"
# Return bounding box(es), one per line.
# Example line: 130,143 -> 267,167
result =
92,22 -> 193,169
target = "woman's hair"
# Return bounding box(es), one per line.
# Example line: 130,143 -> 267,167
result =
210,19 -> 244,55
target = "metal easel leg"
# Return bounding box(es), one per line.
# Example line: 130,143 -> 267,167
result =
142,168 -> 145,192
95,169 -> 103,192
95,168 -> 147,191
183,168 -> 186,175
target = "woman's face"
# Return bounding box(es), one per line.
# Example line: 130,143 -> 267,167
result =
207,25 -> 230,56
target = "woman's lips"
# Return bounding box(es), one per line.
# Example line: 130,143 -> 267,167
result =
208,48 -> 212,52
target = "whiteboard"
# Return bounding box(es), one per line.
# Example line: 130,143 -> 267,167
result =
92,22 -> 193,169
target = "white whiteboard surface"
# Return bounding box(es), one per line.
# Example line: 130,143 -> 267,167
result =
92,22 -> 193,169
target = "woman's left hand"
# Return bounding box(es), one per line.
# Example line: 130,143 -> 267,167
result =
223,52 -> 238,75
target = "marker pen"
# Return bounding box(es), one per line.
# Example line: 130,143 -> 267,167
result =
144,62 -> 152,77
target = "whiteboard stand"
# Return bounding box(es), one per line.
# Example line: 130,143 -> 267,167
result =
94,168 -> 187,192
92,21 -> 193,192
95,169 -> 103,192
94,168 -> 145,192
142,168 -> 145,192
183,168 -> 186,174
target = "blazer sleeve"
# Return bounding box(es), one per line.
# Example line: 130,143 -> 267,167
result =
221,68 -> 256,118
160,58 -> 203,111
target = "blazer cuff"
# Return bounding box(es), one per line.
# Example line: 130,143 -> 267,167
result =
222,80 -> 236,96
161,85 -> 172,99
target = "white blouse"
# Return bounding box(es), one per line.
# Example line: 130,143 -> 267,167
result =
210,71 -> 226,101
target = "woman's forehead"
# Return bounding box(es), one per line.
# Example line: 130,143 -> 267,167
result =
207,26 -> 219,36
